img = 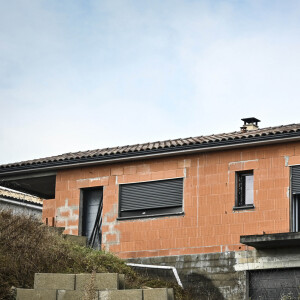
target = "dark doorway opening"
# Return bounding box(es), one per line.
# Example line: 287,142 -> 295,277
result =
292,194 -> 300,232
81,187 -> 103,249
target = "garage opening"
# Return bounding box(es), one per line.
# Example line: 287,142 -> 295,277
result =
249,268 -> 300,300
81,187 -> 103,249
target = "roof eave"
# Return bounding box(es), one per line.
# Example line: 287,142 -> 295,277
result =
1,133 -> 300,177
0,196 -> 43,209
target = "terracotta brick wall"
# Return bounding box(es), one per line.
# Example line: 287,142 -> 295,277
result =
42,198 -> 56,226
42,141 -> 300,258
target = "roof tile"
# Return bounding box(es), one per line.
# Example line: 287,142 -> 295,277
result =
1,123 -> 300,170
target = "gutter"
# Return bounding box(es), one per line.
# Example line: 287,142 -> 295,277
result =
1,133 -> 300,177
0,197 -> 43,210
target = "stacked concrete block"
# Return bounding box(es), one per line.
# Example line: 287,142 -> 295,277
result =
99,289 -> 143,300
16,273 -> 174,300
34,273 -> 76,290
75,273 -> 119,291
143,288 -> 174,300
98,288 -> 174,300
16,289 -> 57,300
57,290 -> 95,300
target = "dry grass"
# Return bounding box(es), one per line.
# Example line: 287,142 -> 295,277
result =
0,210 -> 191,300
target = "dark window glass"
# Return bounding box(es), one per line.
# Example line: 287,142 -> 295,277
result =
291,166 -> 300,232
236,171 -> 254,207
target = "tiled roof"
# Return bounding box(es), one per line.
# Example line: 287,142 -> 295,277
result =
0,187 -> 43,205
1,123 -> 300,172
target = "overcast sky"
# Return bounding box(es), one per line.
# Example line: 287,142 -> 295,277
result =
1,0 -> 300,164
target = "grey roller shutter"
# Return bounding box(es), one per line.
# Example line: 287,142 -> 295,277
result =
292,166 -> 300,194
119,178 -> 183,218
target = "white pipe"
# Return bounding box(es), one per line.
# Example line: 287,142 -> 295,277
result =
126,262 -> 183,288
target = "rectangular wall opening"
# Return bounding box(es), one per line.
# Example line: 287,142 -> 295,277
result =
291,166 -> 300,232
80,187 -> 103,249
118,178 -> 183,219
292,194 -> 300,232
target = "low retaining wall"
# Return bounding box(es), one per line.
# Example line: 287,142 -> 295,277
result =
128,247 -> 300,300
128,252 -> 246,300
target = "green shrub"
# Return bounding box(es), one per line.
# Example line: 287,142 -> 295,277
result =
0,210 -> 190,299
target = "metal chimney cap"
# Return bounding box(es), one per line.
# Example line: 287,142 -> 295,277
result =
241,117 -> 261,125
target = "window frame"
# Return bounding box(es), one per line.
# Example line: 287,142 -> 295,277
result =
290,165 -> 300,232
234,170 -> 255,210
117,177 -> 184,220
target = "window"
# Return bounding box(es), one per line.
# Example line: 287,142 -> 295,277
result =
291,166 -> 300,232
118,178 -> 183,219
235,170 -> 254,209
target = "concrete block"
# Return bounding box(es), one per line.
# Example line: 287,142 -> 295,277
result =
75,273 -> 119,291
119,274 -> 125,289
34,273 -> 75,290
57,289 -> 98,300
143,288 -> 174,300
167,288 -> 174,300
99,289 -> 142,300
16,288 -> 57,300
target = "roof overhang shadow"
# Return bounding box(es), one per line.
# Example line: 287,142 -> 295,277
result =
0,172 -> 56,199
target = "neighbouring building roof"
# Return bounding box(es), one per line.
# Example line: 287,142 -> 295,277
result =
0,187 -> 43,205
1,122 -> 300,175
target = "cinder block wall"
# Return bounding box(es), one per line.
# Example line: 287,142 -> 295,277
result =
128,252 -> 246,300
128,247 -> 300,300
42,142 -> 300,258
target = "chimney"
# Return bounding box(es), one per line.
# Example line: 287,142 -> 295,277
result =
241,117 -> 261,132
